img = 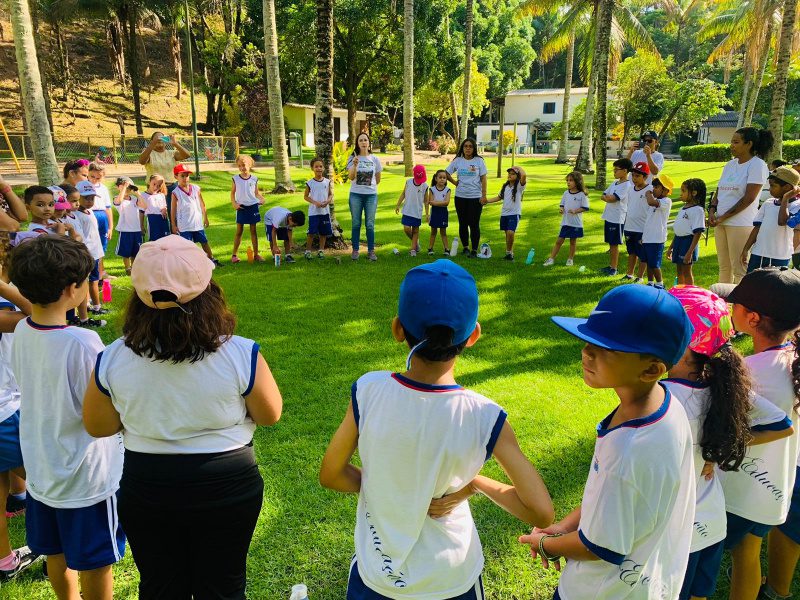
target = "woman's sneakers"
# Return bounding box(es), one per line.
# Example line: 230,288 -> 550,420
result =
543,258 -> 555,266
0,547 -> 43,581
503,252 -> 514,261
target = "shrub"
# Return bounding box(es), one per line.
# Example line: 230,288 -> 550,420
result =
416,138 -> 438,152
435,135 -> 457,156
370,123 -> 393,153
782,140 -> 800,162
679,140 -> 800,162
331,142 -> 350,185
386,143 -> 402,153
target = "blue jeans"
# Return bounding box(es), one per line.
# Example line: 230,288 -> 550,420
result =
349,192 -> 377,252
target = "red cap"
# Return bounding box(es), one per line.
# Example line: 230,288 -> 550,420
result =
173,163 -> 193,177
632,161 -> 650,175
413,165 -> 427,185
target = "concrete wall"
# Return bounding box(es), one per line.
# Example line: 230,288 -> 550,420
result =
698,126 -> 736,145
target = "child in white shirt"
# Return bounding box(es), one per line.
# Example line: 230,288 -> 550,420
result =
641,174 -> 673,288
114,178 -> 144,274
543,171 -> 589,267
426,170 -> 451,256
482,166 -> 527,260
304,157 -> 334,260
599,158 -> 632,276
621,162 -> 653,282
73,181 -> 107,327
395,165 -> 429,256
137,175 -> 170,242
230,155 -> 265,263
170,164 -> 220,266
667,178 -> 706,286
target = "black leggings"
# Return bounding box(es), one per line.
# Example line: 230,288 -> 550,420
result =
118,445 -> 264,600
454,196 -> 483,252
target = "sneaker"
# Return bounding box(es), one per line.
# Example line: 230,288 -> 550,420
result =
125,267 -> 132,275
470,250 -> 478,258
231,255 -> 241,264
599,266 -> 611,274
443,251 -> 450,257
462,247 -> 470,256
317,250 -> 324,259
427,248 -> 434,256
620,274 -> 634,281
368,251 -> 378,262
285,254 -> 296,264
654,283 -> 665,289
503,253 -> 514,261
6,494 -> 25,517
79,318 -> 106,328
0,546 -> 43,581
543,258 -> 555,266
254,254 -> 266,262
210,258 -> 222,267
304,251 -> 313,260
601,267 -> 618,276
565,259 -> 574,266
89,306 -> 109,315
351,251 -> 360,261
409,250 -> 417,257
67,316 -> 81,326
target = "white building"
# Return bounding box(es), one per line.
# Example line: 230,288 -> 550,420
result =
697,111 -> 738,145
283,103 -> 372,147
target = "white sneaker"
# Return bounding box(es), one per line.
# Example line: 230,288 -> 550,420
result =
565,258 -> 574,266
409,250 -> 417,257
543,258 -> 554,266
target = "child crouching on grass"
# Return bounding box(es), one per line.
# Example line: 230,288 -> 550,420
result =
264,207 -> 305,263
481,166 -> 527,261
321,260 -> 554,599
396,165 -> 429,256
667,178 -> 706,286
544,172 -> 589,267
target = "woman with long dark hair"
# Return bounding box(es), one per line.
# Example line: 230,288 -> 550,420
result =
446,138 -> 487,257
347,132 -> 383,261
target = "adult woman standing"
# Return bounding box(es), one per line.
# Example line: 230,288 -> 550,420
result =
709,127 -> 773,283
138,132 -> 191,221
61,159 -> 89,187
347,132 -> 383,261
446,138 -> 488,257
83,235 -> 283,599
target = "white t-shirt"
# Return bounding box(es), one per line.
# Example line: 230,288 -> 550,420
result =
140,191 -> 167,216
233,174 -> 260,207
72,209 -> 105,260
10,318 -> 123,509
630,149 -> 665,185
347,155 -> 383,195
721,344 -> 800,525
0,306 -> 20,423
306,178 -> 332,217
402,179 -> 428,220
114,197 -> 142,233
91,183 -> 112,212
642,195 -> 672,244
264,206 -> 291,229
559,190 -> 589,228
716,157 -> 769,227
96,335 -> 258,454
673,205 -> 706,238
624,184 -> 653,234
557,385 -> 695,600
352,371 -> 506,599
602,179 -> 632,224
446,157 -> 488,199
429,185 -> 451,206
501,183 -> 526,217
173,184 -> 204,232
752,199 -> 800,260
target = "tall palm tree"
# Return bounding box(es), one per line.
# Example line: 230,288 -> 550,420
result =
554,33 -> 574,163
767,0 -> 798,160
402,0 -> 414,176
459,0 -> 474,143
10,0 -> 60,184
593,0 -> 614,189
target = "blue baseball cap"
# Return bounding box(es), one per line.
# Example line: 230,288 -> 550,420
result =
551,285 -> 693,366
398,260 -> 478,345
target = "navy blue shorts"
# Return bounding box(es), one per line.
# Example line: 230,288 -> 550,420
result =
747,254 -> 790,273
26,493 -> 126,571
401,215 -> 422,228
558,225 -> 583,239
624,231 -> 644,259
604,221 -> 624,246
347,560 -> 485,599
429,206 -> 448,229
777,466 -> 800,544
93,210 -> 109,253
0,410 -> 22,472
500,215 -> 520,232
308,214 -> 333,236
179,230 -> 208,244
115,231 -> 142,259
680,541 -> 725,600
724,512 -> 772,549
236,203 -> 261,225
642,242 -> 665,268
146,214 -> 170,241
266,226 -> 289,243
89,259 -> 100,283
672,235 -> 699,264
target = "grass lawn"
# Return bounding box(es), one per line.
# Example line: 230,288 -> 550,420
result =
5,158 -> 792,599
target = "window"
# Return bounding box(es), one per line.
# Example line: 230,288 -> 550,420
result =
491,129 -> 499,141
543,102 -> 556,115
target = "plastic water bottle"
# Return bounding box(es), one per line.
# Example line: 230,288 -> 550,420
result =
101,280 -> 112,303
246,247 -> 254,263
274,254 -> 281,267
525,248 -> 535,265
290,584 -> 308,600
392,248 -> 400,255
449,238 -> 459,257
578,265 -> 586,273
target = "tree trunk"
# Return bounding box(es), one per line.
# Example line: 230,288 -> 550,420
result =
402,0 -> 414,176
743,20 -> 774,128
459,0 -> 473,143
53,22 -> 71,97
449,91 -> 460,141
767,0 -> 797,160
29,5 -> 53,133
315,0 -> 334,178
126,2 -> 143,135
555,31 -> 575,164
171,25 -> 182,100
10,0 -> 59,184
575,60 -> 598,173
737,57 -> 751,129
346,90 -> 357,147
107,16 -> 127,92
262,0 -> 295,192
594,0 -> 614,189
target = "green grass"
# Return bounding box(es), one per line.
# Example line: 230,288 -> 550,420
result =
4,158 -> 790,599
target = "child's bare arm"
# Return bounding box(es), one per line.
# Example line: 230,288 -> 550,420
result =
243,352 -> 283,426
304,184 -> 314,205
170,197 -> 179,233
0,281 -> 32,315
645,191 -> 659,207
320,402 -> 361,493
198,191 -> 209,228
230,181 -> 238,208
518,168 -> 527,187
83,374 -> 123,437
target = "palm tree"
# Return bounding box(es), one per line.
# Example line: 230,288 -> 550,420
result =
402,0 -> 414,176
767,0 -> 798,160
459,0 -> 474,143
593,0 -> 614,189
10,0 -> 60,184
554,33 -> 575,163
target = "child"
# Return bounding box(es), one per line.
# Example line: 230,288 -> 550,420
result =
230,154 -> 266,263
599,158 -> 633,275
304,157 -> 333,260
114,178 -> 144,274
641,174 -> 674,288
667,179 -> 706,286
320,260 -> 554,598
761,160 -> 789,204
73,181 -> 108,325
426,169 -> 451,256
741,166 -> 800,272
87,162 -> 114,279
481,166 -> 527,260
395,165 -> 429,256
24,185 -> 56,234
526,285 -> 696,599
264,207 -> 305,263
170,164 -> 221,266
664,286 -> 793,600
8,235 -> 125,598
716,269 -> 800,600
543,171 -> 589,266
137,175 -> 170,242
621,162 -> 652,282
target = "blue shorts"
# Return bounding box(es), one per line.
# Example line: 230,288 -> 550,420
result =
429,206 -> 448,229
0,411 -> 23,472
146,214 -> 170,241
347,560 -> 485,599
747,254 -> 790,273
724,512 -> 772,549
266,226 -> 289,243
89,259 -> 100,283
672,235 -> 699,264
93,210 -> 109,252
500,215 -> 521,232
604,221 -> 624,246
401,215 -> 422,228
680,541 -> 725,600
236,203 -> 261,225
642,242 -> 665,268
624,231 -> 645,259
179,230 -> 208,244
558,225 -> 583,239
777,466 -> 800,544
308,214 -> 333,236
26,493 -> 126,570
115,231 -> 142,259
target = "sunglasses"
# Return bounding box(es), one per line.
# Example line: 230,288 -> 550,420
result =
643,139 -> 655,144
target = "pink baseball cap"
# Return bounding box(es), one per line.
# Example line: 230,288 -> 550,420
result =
668,285 -> 734,356
130,235 -> 214,310
413,165 -> 427,185
49,186 -> 71,210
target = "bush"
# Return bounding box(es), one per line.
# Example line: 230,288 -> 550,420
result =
331,142 -> 350,185
435,135 -> 457,156
416,138 -> 438,152
783,140 -> 800,162
386,143 -> 402,153
679,140 -> 800,162
370,123 -> 393,153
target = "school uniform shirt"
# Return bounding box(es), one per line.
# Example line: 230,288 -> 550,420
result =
601,180 -> 632,224
352,371 -> 506,599
96,335 -> 258,454
233,174 -> 260,207
91,183 -> 112,212
72,209 -> 105,260
10,319 -> 123,508
347,155 -> 383,195
264,206 -> 291,230
27,221 -> 54,234
663,379 -> 789,553
140,191 -> 167,216
672,205 -> 706,237
624,184 -> 654,234
501,183 -> 526,217
114,197 -> 142,233
559,190 -> 589,228
429,186 -> 451,206
641,195 -> 672,244
446,157 -> 488,199
557,385 -> 695,600
751,199 -> 800,260
402,179 -> 429,220
721,344 -> 800,525
173,184 -> 204,232
629,149 -> 665,185
0,307 -> 20,424
306,178 -> 332,216
716,157 -> 769,227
